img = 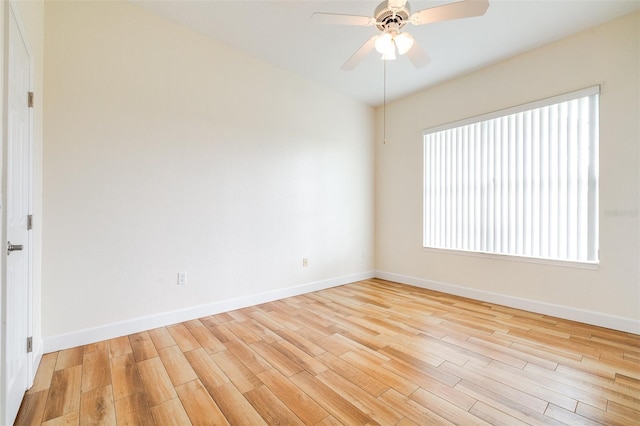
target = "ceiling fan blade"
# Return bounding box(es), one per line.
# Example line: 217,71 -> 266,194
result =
410,0 -> 489,26
310,12 -> 375,26
406,39 -> 431,68
341,35 -> 378,71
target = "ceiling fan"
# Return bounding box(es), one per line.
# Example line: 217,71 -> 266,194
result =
311,0 -> 489,71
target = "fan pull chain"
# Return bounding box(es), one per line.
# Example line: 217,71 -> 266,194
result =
383,60 -> 387,144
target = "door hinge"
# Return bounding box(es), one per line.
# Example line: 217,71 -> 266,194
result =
27,214 -> 33,230
27,337 -> 33,353
28,92 -> 34,108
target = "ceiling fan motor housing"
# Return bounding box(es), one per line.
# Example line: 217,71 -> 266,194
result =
375,0 -> 411,31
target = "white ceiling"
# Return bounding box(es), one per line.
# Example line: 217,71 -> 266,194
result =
132,0 -> 640,107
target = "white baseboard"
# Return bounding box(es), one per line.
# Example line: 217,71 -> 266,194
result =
44,271 -> 375,353
375,270 -> 640,335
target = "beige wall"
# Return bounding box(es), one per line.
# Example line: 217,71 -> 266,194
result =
42,1 -> 374,340
36,3 -> 640,346
376,12 -> 640,328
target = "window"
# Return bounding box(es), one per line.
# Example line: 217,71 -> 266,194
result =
423,86 -> 599,264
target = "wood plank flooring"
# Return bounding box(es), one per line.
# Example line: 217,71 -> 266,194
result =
15,279 -> 640,425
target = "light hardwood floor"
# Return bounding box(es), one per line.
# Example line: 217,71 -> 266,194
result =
15,279 -> 640,425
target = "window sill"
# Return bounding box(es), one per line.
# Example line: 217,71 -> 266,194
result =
421,247 -> 600,270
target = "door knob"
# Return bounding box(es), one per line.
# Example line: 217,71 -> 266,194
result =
7,241 -> 23,255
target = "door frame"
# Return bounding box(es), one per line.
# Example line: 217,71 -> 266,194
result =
1,0 -> 34,421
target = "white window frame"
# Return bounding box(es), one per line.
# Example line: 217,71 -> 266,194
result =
423,86 -> 600,267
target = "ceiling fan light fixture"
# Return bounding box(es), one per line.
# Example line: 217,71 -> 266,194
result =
394,32 -> 414,55
375,32 -> 394,54
381,47 -> 396,60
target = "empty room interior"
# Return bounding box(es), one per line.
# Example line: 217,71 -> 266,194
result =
2,0 -> 639,424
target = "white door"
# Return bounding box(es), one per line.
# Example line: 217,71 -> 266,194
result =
3,3 -> 33,424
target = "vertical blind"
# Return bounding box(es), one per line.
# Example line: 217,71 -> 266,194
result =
423,86 -> 599,263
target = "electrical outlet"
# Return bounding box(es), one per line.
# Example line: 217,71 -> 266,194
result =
178,272 -> 187,285
302,258 -> 309,267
